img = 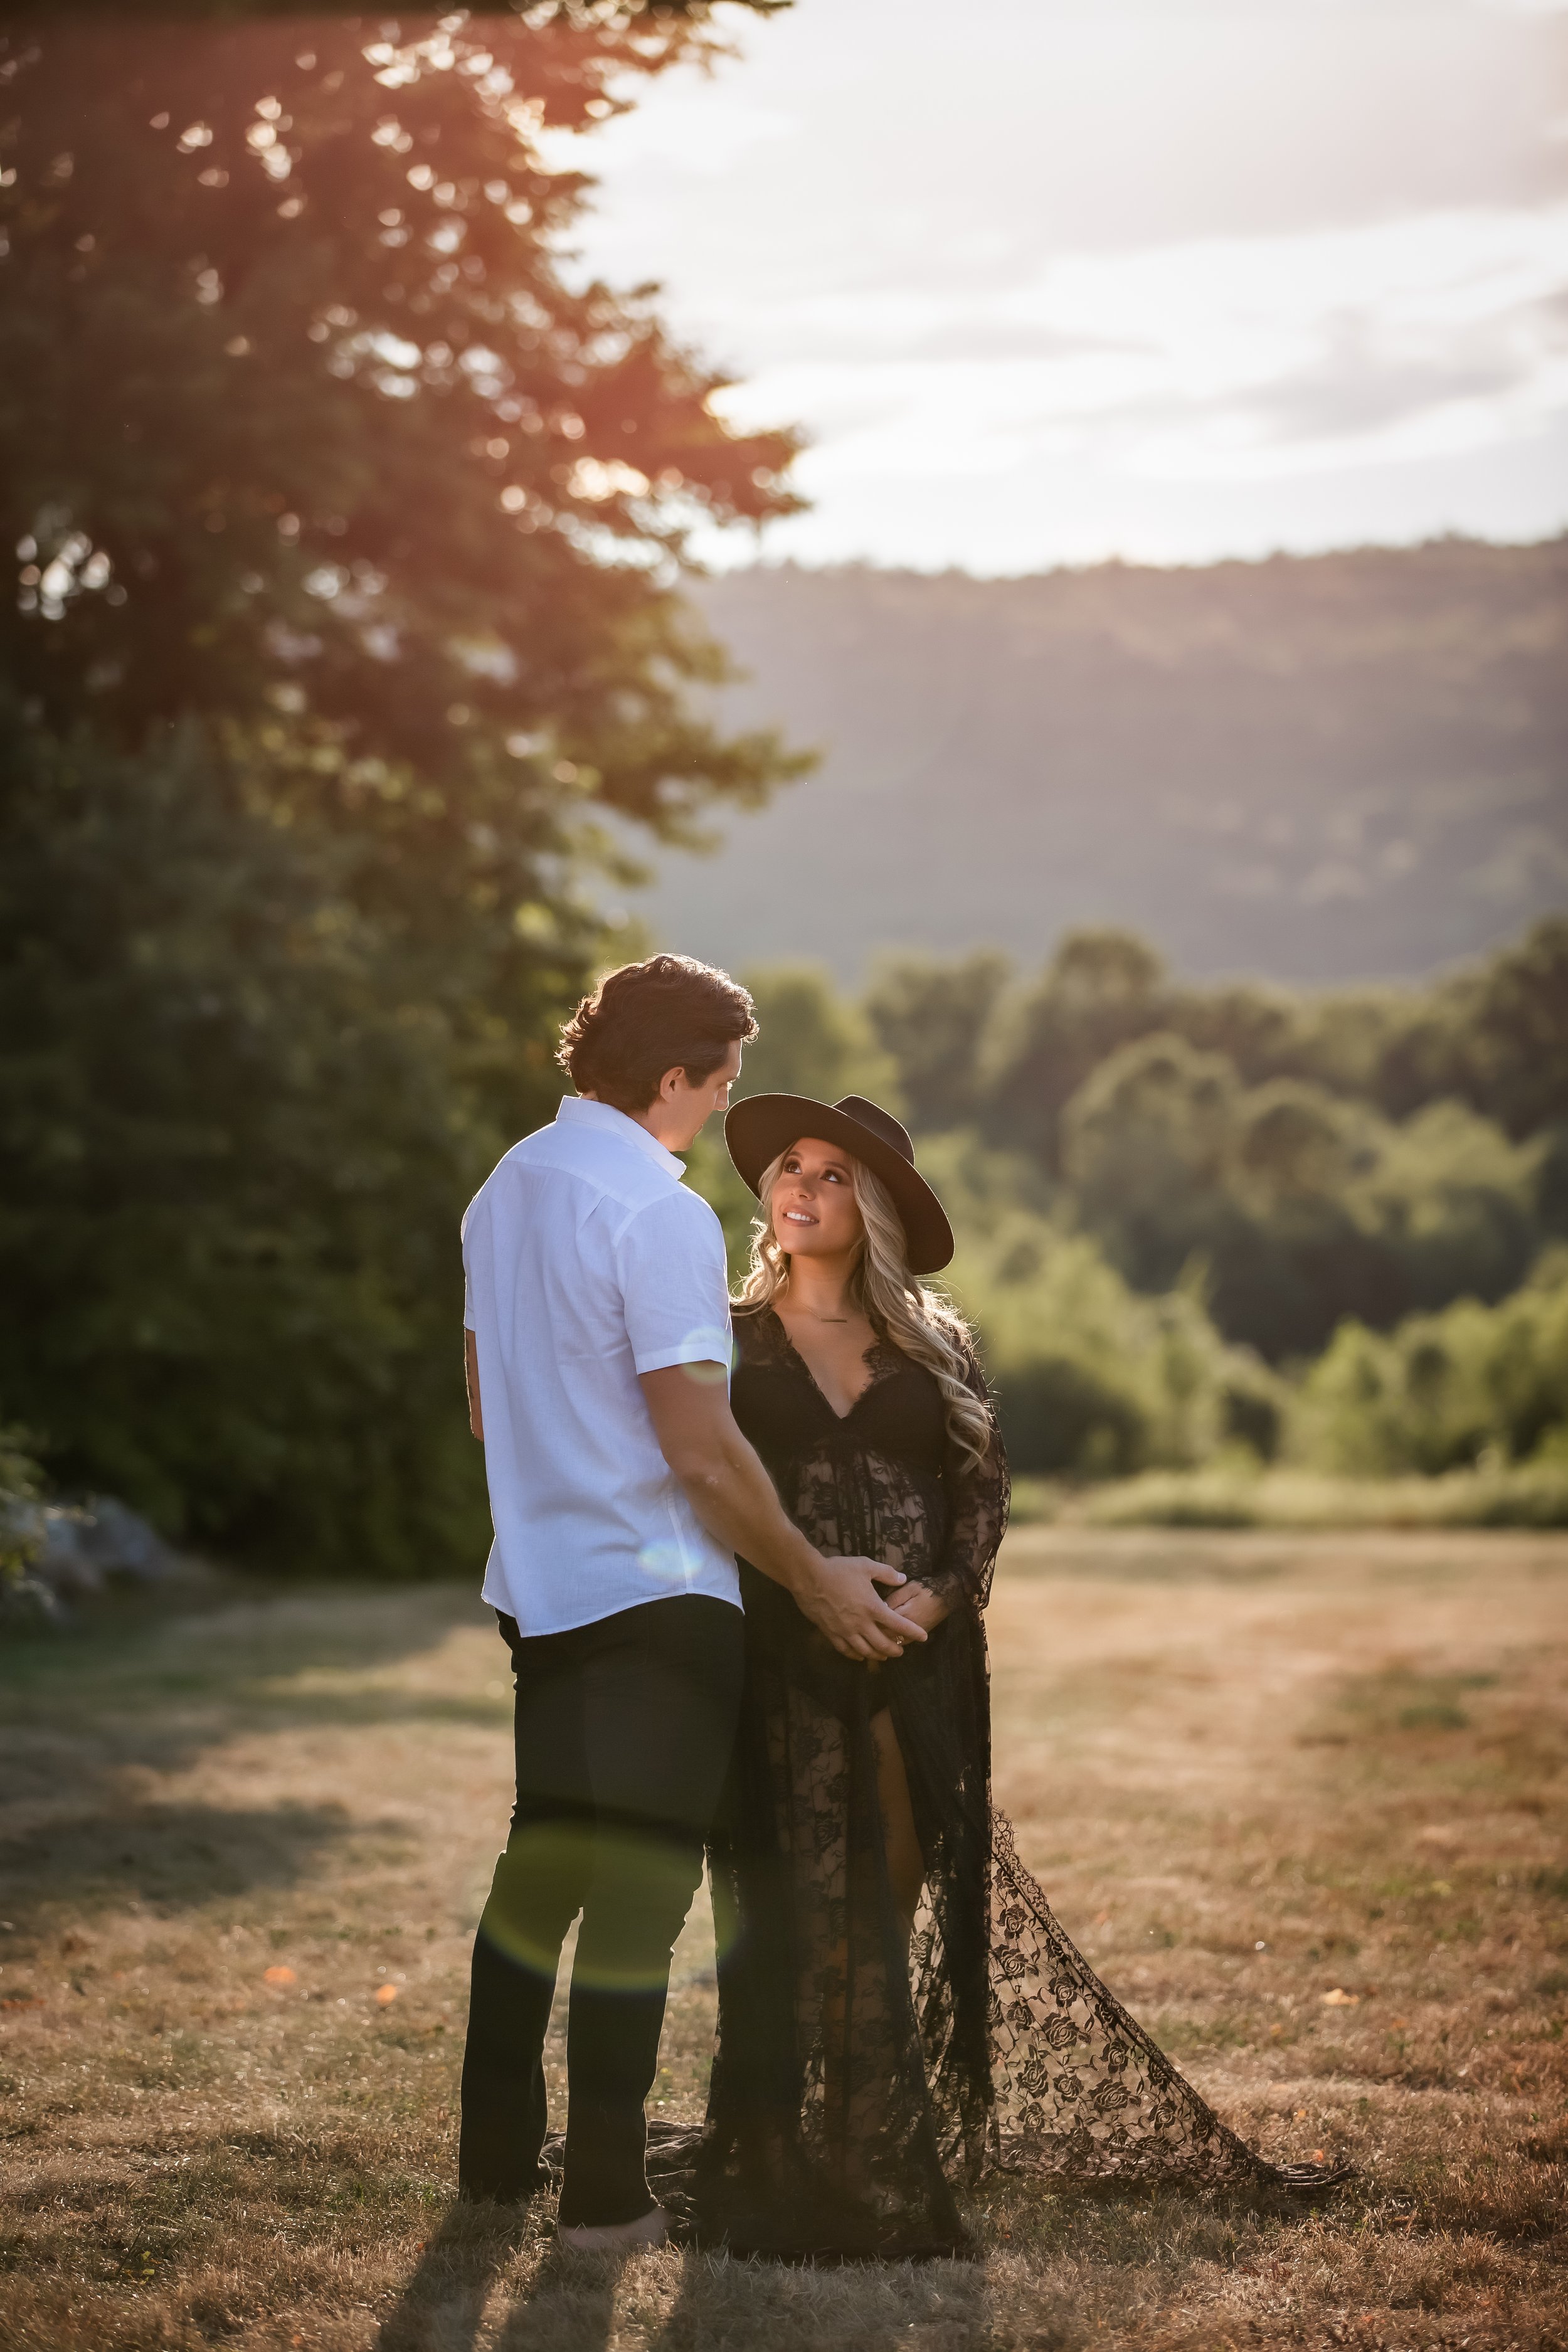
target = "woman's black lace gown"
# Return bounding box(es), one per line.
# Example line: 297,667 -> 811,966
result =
683,1305 -> 1337,2260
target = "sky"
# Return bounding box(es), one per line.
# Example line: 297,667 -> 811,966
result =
558,0 -> 1568,573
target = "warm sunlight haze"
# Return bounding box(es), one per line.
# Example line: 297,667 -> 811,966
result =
3,9 -> 1566,2348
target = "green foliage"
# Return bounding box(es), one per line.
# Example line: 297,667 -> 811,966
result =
856,935 -> 1562,1362
1061,1029 -> 1239,1259
684,936 -> 1568,1485
1,16 -> 807,829
1298,1249 -> 1568,1478
1374,919 -> 1568,1141
983,929 -> 1168,1168
0,14 -> 810,1573
0,703 -> 593,1570
787,933 -> 1568,1472
864,951 -> 1011,1133
1057,1037 -> 1541,1360
940,1168 -> 1285,1480
975,917 -> 1568,1180
3,0 -> 1563,1566
729,965 -> 902,1111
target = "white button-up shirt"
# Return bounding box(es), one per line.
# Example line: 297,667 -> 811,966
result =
462,1094 -> 740,1635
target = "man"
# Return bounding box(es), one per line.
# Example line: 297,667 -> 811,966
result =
457,953 -> 923,2250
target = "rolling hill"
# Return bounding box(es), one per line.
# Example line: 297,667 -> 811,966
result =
625,537 -> 1568,985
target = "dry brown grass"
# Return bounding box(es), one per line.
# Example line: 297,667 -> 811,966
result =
1,1528 -> 1564,2351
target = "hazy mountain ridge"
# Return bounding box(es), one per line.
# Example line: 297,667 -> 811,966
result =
628,538 -> 1568,984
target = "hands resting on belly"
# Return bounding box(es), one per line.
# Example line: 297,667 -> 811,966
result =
863,1575 -> 952,1674
889,1577 -> 950,1634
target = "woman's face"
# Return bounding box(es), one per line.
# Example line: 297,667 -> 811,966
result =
770,1137 -> 866,1262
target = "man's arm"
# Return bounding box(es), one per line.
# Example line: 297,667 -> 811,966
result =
464,1328 -> 484,1441
639,1363 -> 926,1664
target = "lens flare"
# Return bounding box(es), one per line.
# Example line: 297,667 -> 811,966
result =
477,1828 -> 721,1993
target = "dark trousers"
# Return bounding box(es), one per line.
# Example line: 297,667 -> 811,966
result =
458,1592 -> 744,2223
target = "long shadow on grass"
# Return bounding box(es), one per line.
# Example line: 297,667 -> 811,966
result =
644,2244 -> 995,2352
0,1584 -> 493,1934
0,1581 -> 494,1734
489,2242 -> 624,2352
374,2201 -> 533,2352
0,1798 -> 373,1931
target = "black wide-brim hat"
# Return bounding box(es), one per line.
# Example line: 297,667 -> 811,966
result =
724,1093 -> 955,1276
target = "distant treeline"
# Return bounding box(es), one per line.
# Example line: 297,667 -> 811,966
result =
684,921 -> 1568,1484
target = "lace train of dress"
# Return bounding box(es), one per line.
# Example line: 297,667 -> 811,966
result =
663,1308 -> 1345,2259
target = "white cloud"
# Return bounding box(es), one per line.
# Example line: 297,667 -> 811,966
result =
565,0 -> 1568,567
707,208 -> 1568,484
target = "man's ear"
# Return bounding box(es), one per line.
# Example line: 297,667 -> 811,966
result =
657,1064 -> 688,1104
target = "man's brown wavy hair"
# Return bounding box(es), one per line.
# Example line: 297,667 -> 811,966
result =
557,955 -> 757,1113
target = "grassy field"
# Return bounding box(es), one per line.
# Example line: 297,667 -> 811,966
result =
1007,1467 -> 1568,1532
1,1528 -> 1565,2351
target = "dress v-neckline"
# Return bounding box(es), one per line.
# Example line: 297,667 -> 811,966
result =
768,1308 -> 886,1424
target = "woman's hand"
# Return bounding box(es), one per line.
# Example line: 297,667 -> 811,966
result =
889,1579 -> 951,1634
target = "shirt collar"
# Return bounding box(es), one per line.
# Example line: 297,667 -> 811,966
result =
554,1093 -> 686,1180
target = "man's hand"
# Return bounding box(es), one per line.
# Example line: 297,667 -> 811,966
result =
795,1553 -> 927,1663
639,1362 -> 928,1664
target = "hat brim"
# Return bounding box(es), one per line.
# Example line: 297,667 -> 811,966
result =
723,1093 -> 955,1276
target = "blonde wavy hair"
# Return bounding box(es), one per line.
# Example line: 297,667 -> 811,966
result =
734,1148 -> 992,1469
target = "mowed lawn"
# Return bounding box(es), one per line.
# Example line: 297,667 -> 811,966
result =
2,1530 -> 1565,2351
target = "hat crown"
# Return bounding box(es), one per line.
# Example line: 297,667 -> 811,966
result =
833,1095 -> 915,1168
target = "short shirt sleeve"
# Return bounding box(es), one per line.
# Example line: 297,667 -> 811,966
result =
617,1189 -> 732,1376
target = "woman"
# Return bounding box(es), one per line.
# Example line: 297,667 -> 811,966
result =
688,1091 -> 1339,2260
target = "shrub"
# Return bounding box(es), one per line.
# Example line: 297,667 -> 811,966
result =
943,1189 -> 1282,1480
1298,1248 -> 1568,1476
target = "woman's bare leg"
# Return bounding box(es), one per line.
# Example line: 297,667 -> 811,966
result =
871,1705 -> 924,1933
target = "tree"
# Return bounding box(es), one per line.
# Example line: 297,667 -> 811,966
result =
1437,918 -> 1568,1141
1059,1030 -> 1241,1292
982,929 -> 1167,1167
1057,1034 -> 1542,1362
1300,1250 -> 1568,1476
0,700 -> 574,1572
864,950 -> 1012,1135
1,13 -> 803,823
731,965 -> 902,1111
0,9 -> 809,1569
